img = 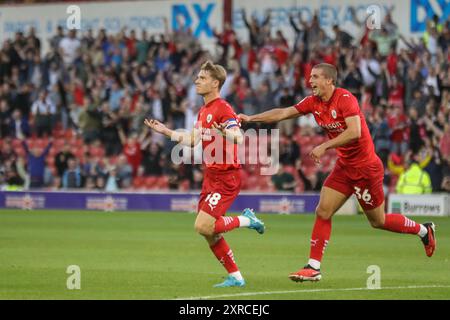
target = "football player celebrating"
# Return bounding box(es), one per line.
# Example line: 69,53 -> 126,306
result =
238,63 -> 436,282
144,61 -> 265,288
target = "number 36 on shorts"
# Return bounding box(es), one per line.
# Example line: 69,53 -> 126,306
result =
205,193 -> 222,210
353,186 -> 373,205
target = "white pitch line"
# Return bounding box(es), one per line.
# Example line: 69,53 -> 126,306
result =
174,285 -> 450,300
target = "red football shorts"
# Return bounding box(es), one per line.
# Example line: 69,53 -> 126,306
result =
198,168 -> 242,219
323,156 -> 385,211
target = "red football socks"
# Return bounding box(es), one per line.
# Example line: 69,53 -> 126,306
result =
210,237 -> 239,273
214,216 -> 240,233
309,216 -> 332,262
382,214 -> 420,234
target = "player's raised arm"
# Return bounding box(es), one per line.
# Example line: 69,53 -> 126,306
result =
144,118 -> 201,147
238,106 -> 300,124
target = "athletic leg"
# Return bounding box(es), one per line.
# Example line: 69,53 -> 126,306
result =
194,210 -> 243,284
289,186 -> 350,282
364,203 -> 436,257
353,157 -> 436,258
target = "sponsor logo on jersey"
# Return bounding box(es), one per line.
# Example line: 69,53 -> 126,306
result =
319,121 -> 342,130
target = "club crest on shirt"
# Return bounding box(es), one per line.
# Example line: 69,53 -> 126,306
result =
331,110 -> 337,119
207,114 -> 213,123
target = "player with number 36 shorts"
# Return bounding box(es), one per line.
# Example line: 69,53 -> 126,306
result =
238,63 -> 436,283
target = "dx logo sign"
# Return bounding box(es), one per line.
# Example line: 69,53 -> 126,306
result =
411,0 -> 449,32
172,3 -> 215,38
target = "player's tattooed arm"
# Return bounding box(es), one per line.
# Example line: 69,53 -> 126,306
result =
238,106 -> 299,123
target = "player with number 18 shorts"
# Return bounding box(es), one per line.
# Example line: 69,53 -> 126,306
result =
144,61 -> 265,288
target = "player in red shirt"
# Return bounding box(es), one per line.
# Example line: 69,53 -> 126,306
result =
144,61 -> 265,287
239,63 -> 436,282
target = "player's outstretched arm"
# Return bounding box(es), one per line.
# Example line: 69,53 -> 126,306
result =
238,106 -> 299,123
144,118 -> 200,147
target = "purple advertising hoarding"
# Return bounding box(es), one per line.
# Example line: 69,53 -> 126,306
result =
0,191 -> 319,214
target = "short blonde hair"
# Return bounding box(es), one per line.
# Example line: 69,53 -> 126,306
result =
200,60 -> 227,89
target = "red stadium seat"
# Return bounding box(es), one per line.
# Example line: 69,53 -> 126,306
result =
144,176 -> 157,188
132,176 -> 145,189
178,180 -> 190,191
156,176 -> 169,189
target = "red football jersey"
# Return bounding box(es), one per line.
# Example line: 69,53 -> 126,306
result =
294,88 -> 377,167
195,98 -> 241,171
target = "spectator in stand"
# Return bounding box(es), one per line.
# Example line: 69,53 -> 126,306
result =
118,127 -> 144,177
116,155 -> 133,188
277,87 -> 296,136
369,106 -> 391,166
78,98 -> 102,144
31,90 -> 56,137
369,26 -> 400,58
297,164 -> 328,192
342,61 -> 363,101
54,142 -> 76,177
279,135 -> 300,166
396,153 -> 432,194
271,166 -> 296,192
22,137 -> 53,188
62,158 -> 82,189
440,124 -> 450,160
241,8 -> 271,49
0,99 -> 12,138
141,142 -> 163,176
386,105 -> 408,154
163,85 -> 185,130
105,166 -> 121,192
9,109 -> 30,139
100,102 -> 121,155
0,140 -> 17,164
59,29 -> 81,66
332,25 -> 354,48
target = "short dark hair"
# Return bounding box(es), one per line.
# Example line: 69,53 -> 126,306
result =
200,60 -> 227,89
313,63 -> 338,85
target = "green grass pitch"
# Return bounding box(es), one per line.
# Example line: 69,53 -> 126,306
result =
0,209 -> 449,300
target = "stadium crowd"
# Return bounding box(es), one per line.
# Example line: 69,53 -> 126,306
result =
0,7 -> 449,194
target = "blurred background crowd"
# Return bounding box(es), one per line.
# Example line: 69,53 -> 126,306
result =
0,4 -> 449,194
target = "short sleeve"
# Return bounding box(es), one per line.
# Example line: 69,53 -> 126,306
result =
338,93 -> 360,118
194,108 -> 203,129
219,103 -> 240,129
294,96 -> 314,115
